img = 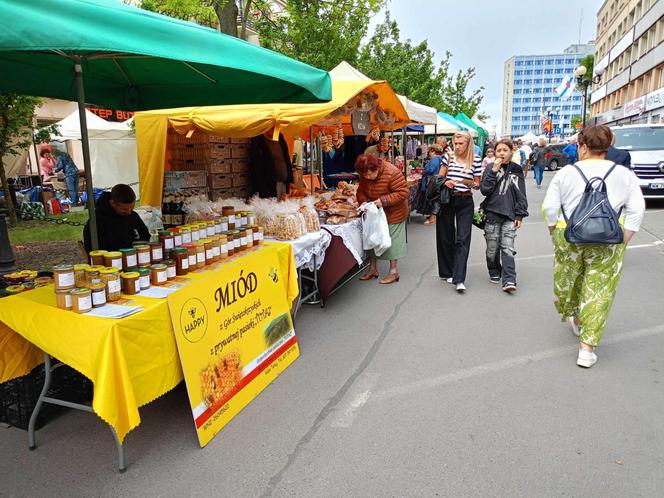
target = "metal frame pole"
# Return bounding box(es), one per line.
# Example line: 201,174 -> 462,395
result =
74,57 -> 99,250
309,128 -> 314,194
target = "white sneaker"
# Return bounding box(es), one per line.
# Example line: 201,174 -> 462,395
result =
456,283 -> 466,293
577,348 -> 597,368
567,317 -> 581,337
446,277 -> 454,284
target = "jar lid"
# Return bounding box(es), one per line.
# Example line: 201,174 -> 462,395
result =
74,264 -> 90,271
99,268 -> 120,274
105,251 -> 122,257
149,241 -> 162,247
180,226 -> 191,231
132,240 -> 149,246
181,243 -> 196,248
71,287 -> 90,295
119,248 -> 137,254
164,259 -> 176,265
55,288 -> 71,294
120,272 -> 140,278
201,238 -> 212,243
158,230 -> 173,236
134,244 -> 149,250
89,265 -> 107,271
194,241 -> 205,247
151,264 -> 167,270
172,247 -> 187,254
85,267 -> 100,273
53,264 -> 74,271
88,250 -> 107,256
89,282 -> 106,290
221,216 -> 228,221
138,268 -> 150,276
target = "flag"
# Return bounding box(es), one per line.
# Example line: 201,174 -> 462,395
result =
554,76 -> 575,100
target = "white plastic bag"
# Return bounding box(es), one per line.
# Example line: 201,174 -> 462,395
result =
360,202 -> 391,256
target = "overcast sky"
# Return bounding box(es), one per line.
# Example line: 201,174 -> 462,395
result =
371,0 -> 604,132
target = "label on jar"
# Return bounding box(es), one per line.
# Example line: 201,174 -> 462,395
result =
199,229 -> 206,239
107,279 -> 121,294
206,249 -> 214,260
140,275 -> 150,288
206,226 -> 215,237
77,295 -> 92,311
241,216 -> 247,227
92,291 -> 106,306
258,232 -> 264,241
253,232 -> 259,241
167,266 -> 176,278
112,259 -> 123,269
57,272 -> 75,288
65,294 -> 72,308
152,247 -> 163,260
228,215 -> 236,224
212,246 -> 220,257
157,271 -> 167,283
192,231 -> 199,242
248,215 -> 256,225
134,280 -> 141,293
197,252 -> 205,264
174,235 -> 183,246
221,222 -> 228,232
164,238 -> 174,250
215,224 -> 221,234
182,232 -> 192,244
188,255 -> 197,266
234,239 -> 240,249
138,252 -> 151,265
182,258 -> 189,270
125,254 -> 138,268
241,236 -> 248,245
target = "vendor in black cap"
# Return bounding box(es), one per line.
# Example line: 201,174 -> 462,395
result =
83,184 -> 150,252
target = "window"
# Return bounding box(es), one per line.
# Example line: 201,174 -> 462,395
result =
545,69 -> 554,74
523,98 -> 531,103
544,78 -> 553,84
513,107 -> 521,113
534,79 -> 542,84
515,60 -> 524,66
515,70 -> 523,75
535,60 -> 543,65
525,70 -> 533,75
546,58 -> 554,65
523,106 -> 531,112
513,98 -> 521,103
525,60 -> 533,66
566,58 -> 575,64
514,89 -> 522,94
515,79 -> 522,85
535,69 -> 543,75
556,58 -> 564,64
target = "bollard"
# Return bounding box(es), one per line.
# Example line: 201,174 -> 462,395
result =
0,209 -> 17,274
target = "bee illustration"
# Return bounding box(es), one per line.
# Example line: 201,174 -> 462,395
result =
188,306 -> 196,319
268,268 -> 278,283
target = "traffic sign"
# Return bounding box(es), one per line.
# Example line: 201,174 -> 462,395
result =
554,127 -> 562,134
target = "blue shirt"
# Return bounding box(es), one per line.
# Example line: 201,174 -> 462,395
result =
562,143 -> 578,164
54,153 -> 79,178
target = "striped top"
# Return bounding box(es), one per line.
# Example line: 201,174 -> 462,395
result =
446,155 -> 482,192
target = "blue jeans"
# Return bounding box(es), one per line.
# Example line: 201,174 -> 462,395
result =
65,175 -> 79,204
533,165 -> 544,186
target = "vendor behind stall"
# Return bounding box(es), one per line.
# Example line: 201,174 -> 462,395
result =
83,184 -> 150,252
249,131 -> 294,198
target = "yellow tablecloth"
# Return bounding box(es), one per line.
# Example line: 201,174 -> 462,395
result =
0,242 -> 298,443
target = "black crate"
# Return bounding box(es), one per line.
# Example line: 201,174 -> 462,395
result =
0,362 -> 93,430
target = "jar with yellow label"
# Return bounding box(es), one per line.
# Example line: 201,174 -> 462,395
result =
180,226 -> 192,244
100,268 -> 121,302
104,251 -> 123,270
138,268 -> 151,290
164,259 -> 177,280
120,271 -> 140,295
150,264 -> 168,285
85,267 -> 102,285
53,264 -> 75,290
74,264 -> 90,287
55,289 -> 72,310
71,287 -> 93,314
89,250 -> 107,266
135,244 -> 151,267
120,248 -> 138,270
150,242 -> 163,263
194,242 -> 206,269
172,247 -> 189,276
89,282 -> 107,308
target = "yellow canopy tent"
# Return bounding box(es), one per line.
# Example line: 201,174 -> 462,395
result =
135,67 -> 409,206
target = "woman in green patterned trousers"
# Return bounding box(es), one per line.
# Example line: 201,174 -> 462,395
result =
542,125 -> 645,368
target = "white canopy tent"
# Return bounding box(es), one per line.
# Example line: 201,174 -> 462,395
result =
397,95 -> 437,125
52,109 -> 139,197
517,131 -> 540,144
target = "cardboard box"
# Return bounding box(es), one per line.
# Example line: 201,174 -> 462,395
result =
208,173 -> 233,189
170,159 -> 206,171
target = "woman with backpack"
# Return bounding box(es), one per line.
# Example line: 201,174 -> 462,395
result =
416,143 -> 448,225
480,139 -> 528,293
542,125 -> 645,368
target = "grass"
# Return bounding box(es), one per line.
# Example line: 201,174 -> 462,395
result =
9,211 -> 89,244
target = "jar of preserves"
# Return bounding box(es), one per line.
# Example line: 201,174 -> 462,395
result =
246,210 -> 256,226
171,227 -> 183,247
194,242 -> 206,269
85,267 -> 102,285
104,251 -> 123,270
220,216 -> 229,233
53,264 -> 75,290
100,268 -> 121,302
255,225 -> 264,245
164,259 -> 177,280
71,287 -> 93,314
197,223 -> 207,241
245,227 -> 253,248
74,264 -> 90,287
180,226 -> 192,244
239,211 -> 248,228
214,217 -> 222,234
172,247 -> 189,276
138,268 -> 151,290
159,230 -> 175,252
202,238 -> 214,264
222,206 -> 236,229
120,271 -> 140,295
150,241 -> 163,263
150,264 -> 168,285
211,235 -> 221,261
182,243 -> 197,269
55,289 -> 72,310
239,230 -> 248,252
218,234 -> 228,259
206,221 -> 215,237
226,231 -> 235,256
89,250 -> 107,266
191,224 -> 200,242
135,244 -> 151,267
231,230 -> 242,253
120,248 -> 138,270
89,282 -> 107,308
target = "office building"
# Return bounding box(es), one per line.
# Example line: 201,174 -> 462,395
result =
502,43 -> 595,139
591,0 -> 664,125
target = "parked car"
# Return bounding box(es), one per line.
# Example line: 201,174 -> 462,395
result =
531,144 -> 568,171
612,124 -> 664,198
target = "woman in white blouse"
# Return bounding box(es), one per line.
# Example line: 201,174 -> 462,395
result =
542,125 -> 645,368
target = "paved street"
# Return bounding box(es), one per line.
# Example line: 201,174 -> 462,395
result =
2,171 -> 664,497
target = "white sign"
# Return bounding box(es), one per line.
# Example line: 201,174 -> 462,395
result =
645,87 -> 664,112
624,96 -> 646,117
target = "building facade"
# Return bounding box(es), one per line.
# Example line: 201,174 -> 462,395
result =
502,43 -> 595,139
591,0 -> 664,125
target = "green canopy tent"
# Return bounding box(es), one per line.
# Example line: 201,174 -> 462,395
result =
0,0 -> 332,249
455,112 -> 489,153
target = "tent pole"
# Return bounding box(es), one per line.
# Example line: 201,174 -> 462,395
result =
74,57 -> 99,250
390,130 -> 394,164
309,128 -> 314,194
401,128 -> 407,178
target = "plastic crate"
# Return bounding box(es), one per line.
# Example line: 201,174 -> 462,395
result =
0,363 -> 93,430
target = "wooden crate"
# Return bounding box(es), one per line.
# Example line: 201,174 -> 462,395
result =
170,143 -> 212,161
208,173 -> 233,189
207,158 -> 232,174
209,187 -> 235,201
230,143 -> 248,158
230,137 -> 250,144
167,128 -> 209,144
230,157 -> 248,173
209,143 -> 232,159
184,170 -> 207,188
208,135 -> 230,144
231,172 -> 249,187
170,159 -> 206,171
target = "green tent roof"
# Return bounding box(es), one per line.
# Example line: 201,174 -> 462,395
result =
0,0 -> 332,110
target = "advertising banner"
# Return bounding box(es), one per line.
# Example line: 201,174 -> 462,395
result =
168,243 -> 299,447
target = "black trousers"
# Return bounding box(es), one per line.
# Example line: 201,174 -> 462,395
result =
436,196 -> 474,283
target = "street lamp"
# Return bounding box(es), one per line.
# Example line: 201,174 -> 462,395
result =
546,106 -> 553,143
575,64 -> 604,128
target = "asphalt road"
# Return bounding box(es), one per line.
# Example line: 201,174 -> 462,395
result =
2,171 -> 664,497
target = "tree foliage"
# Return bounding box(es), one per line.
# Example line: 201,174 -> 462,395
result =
135,0 -> 239,36
579,54 -> 595,84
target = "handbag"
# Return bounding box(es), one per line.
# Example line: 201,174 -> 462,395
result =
562,163 -> 623,244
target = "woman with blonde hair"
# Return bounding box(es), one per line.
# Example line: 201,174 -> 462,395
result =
436,131 -> 482,292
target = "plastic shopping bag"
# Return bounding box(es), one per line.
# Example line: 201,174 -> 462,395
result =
360,202 -> 392,256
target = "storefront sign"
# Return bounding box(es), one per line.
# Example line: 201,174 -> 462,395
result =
86,106 -> 134,122
645,87 -> 664,112
167,244 -> 299,447
624,97 -> 646,117
595,107 -> 625,125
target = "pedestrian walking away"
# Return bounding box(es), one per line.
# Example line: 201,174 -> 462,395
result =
436,131 -> 482,293
605,132 -> 632,169
480,139 -> 528,292
356,153 -> 410,285
416,143 -> 448,225
562,137 -> 578,164
530,137 -> 547,189
542,125 -> 645,368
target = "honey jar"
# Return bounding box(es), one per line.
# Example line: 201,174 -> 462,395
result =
150,242 -> 163,263
89,250 -> 107,266
85,267 -> 102,285
211,235 -> 221,261
197,223 -> 207,241
171,227 -> 183,247
255,226 -> 264,245
202,238 -> 214,264
120,248 -> 138,270
180,226 -> 192,244
220,216 -> 229,232
150,264 -> 168,285
222,206 -> 235,229
239,211 -> 248,228
89,282 -> 107,308
138,268 -> 151,290
218,234 -> 228,259
104,251 -> 123,270
55,289 -> 72,310
191,225 -> 200,242
214,217 -> 222,234
231,230 -> 241,253
183,243 -> 197,269
245,227 -> 253,248
53,264 -> 75,290
246,210 -> 256,226
120,271 -> 140,295
71,287 -> 92,314
159,230 -> 175,252
225,231 -> 234,256
74,264 -> 90,287
206,221 -> 215,238
135,244 -> 151,267
194,242 -> 206,269
100,268 -> 121,302
164,259 -> 177,280
172,247 -> 189,276
239,230 -> 248,252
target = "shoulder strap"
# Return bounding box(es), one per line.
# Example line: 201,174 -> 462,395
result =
602,162 -> 618,181
571,163 -> 590,185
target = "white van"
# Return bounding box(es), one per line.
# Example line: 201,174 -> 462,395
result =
612,124 -> 664,198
